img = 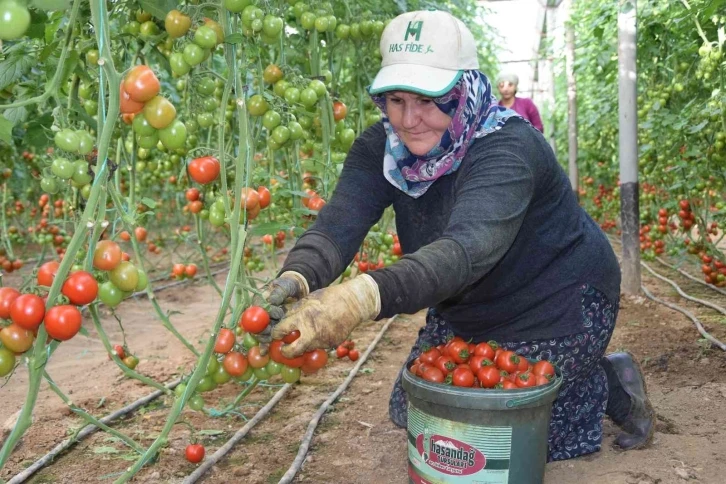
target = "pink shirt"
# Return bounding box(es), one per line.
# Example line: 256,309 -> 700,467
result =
498,97 -> 544,133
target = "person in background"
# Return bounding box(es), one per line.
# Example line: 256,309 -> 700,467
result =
259,10 -> 654,462
496,72 -> 544,132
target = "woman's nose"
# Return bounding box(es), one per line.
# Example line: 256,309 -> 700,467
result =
401,105 -> 419,129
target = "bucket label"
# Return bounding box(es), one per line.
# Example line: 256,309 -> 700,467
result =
408,406 -> 512,484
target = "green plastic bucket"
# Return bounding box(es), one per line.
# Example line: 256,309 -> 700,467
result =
402,367 -> 563,484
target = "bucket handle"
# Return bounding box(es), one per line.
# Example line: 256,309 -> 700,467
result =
505,393 -> 546,408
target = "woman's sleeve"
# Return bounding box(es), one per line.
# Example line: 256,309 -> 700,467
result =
279,125 -> 394,291
527,100 -> 544,133
367,144 -> 534,318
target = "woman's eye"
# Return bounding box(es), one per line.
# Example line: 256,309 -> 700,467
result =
387,97 -> 402,104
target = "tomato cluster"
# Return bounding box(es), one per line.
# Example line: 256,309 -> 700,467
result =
335,340 -> 360,361
261,230 -> 287,249
408,338 -> 556,390
171,263 -> 197,280
92,240 -> 148,307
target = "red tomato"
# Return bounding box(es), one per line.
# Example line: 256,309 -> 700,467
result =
37,261 -> 60,287
185,264 -> 197,277
185,443 -> 205,463
532,360 -> 556,378
473,342 -> 495,360
468,355 -> 489,373
269,340 -> 305,368
434,355 -> 456,374
515,371 -> 536,388
135,227 -> 148,242
124,65 -> 160,103
501,380 -> 517,390
62,271 -> 98,305
495,350 -> 520,373
257,186 -> 271,209
282,330 -> 300,344
188,156 -> 220,185
214,328 -> 235,354
421,366 -> 445,383
419,347 -> 441,365
246,346 -> 269,369
333,345 -> 346,358
223,351 -> 248,376
517,356 -> 530,372
332,101 -> 348,121
447,340 -> 470,364
109,344 -> 125,360
239,306 -> 270,333
93,240 -> 122,271
44,305 -> 83,341
301,348 -> 328,374
185,188 -> 200,201
477,366 -> 500,388
451,367 -> 475,387
10,294 -> 46,330
535,374 -> 551,386
120,84 -> 144,114
0,324 -> 35,353
348,349 -> 360,361
0,287 -> 21,319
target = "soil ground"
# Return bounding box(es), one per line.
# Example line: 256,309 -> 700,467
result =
2,255 -> 726,484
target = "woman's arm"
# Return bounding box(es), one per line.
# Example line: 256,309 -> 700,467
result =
526,99 -> 544,133
279,124 -> 395,292
367,144 -> 534,318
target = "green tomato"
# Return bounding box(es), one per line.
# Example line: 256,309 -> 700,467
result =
253,367 -> 270,381
280,366 -> 301,384
197,112 -> 215,128
292,2 -> 308,18
335,24 -> 350,39
197,78 -> 216,96
0,1 -> 30,40
135,270 -> 148,291
284,87 -> 300,104
188,394 -> 205,411
109,262 -> 140,292
314,16 -> 329,32
139,20 -> 159,38
132,114 -> 157,136
206,357 -> 220,375
209,209 -> 225,227
262,15 -> 283,37
159,119 -> 187,150
271,125 -> 290,145
197,376 -> 217,392
123,21 -> 140,36
71,160 -> 93,187
183,43 -> 206,66
51,158 -> 74,180
235,365 -> 254,382
262,110 -> 282,130
309,79 -> 327,97
300,88 -> 318,109
300,12 -> 316,30
41,177 -> 60,194
170,53 -> 191,76
185,119 -> 199,134
55,129 -> 80,153
273,79 -> 290,97
80,184 -> 92,199
194,25 -> 218,49
136,132 -> 159,149
242,332 -> 259,349
202,97 -> 219,112
298,115 -> 313,129
225,0 -> 253,13
265,360 -> 283,376
174,382 -> 187,397
247,94 -> 269,116
212,365 -> 232,384
338,128 -> 356,150
288,121 -> 304,141
99,281 -> 124,307
83,99 -> 98,116
76,131 -> 95,155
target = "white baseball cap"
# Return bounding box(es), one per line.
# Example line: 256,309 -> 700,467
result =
369,10 -> 479,97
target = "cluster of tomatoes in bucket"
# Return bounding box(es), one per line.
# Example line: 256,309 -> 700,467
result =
409,338 -> 556,389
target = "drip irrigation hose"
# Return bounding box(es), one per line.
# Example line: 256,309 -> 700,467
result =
8,379 -> 181,484
278,315 -> 398,484
641,261 -> 726,317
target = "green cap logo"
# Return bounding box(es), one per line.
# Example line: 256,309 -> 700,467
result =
404,21 -> 423,41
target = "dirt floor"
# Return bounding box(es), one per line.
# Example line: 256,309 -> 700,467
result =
2,255 -> 726,484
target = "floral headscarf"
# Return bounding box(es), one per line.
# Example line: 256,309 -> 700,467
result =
370,70 -> 527,198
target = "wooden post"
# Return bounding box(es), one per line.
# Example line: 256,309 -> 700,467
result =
618,0 -> 641,294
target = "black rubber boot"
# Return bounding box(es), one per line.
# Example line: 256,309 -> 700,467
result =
603,352 -> 655,450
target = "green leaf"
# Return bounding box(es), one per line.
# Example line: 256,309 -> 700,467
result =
138,0 -> 176,20
224,33 -> 245,45
32,0 -> 71,10
27,9 -> 48,40
60,51 -> 80,87
4,107 -> 28,126
140,197 -> 157,209
0,116 -> 14,145
78,327 -> 90,338
0,54 -> 37,91
198,429 -> 225,436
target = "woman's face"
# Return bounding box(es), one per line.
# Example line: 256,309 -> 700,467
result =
497,81 -> 516,100
385,91 -> 452,156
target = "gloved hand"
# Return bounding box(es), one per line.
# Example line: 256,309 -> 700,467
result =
271,274 -> 381,358
254,271 -> 309,355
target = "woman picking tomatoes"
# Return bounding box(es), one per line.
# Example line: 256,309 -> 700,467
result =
260,10 -> 653,462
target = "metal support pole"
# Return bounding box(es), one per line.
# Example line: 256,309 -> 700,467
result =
618,0 -> 641,294
546,7 -> 557,152
565,19 -> 578,196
